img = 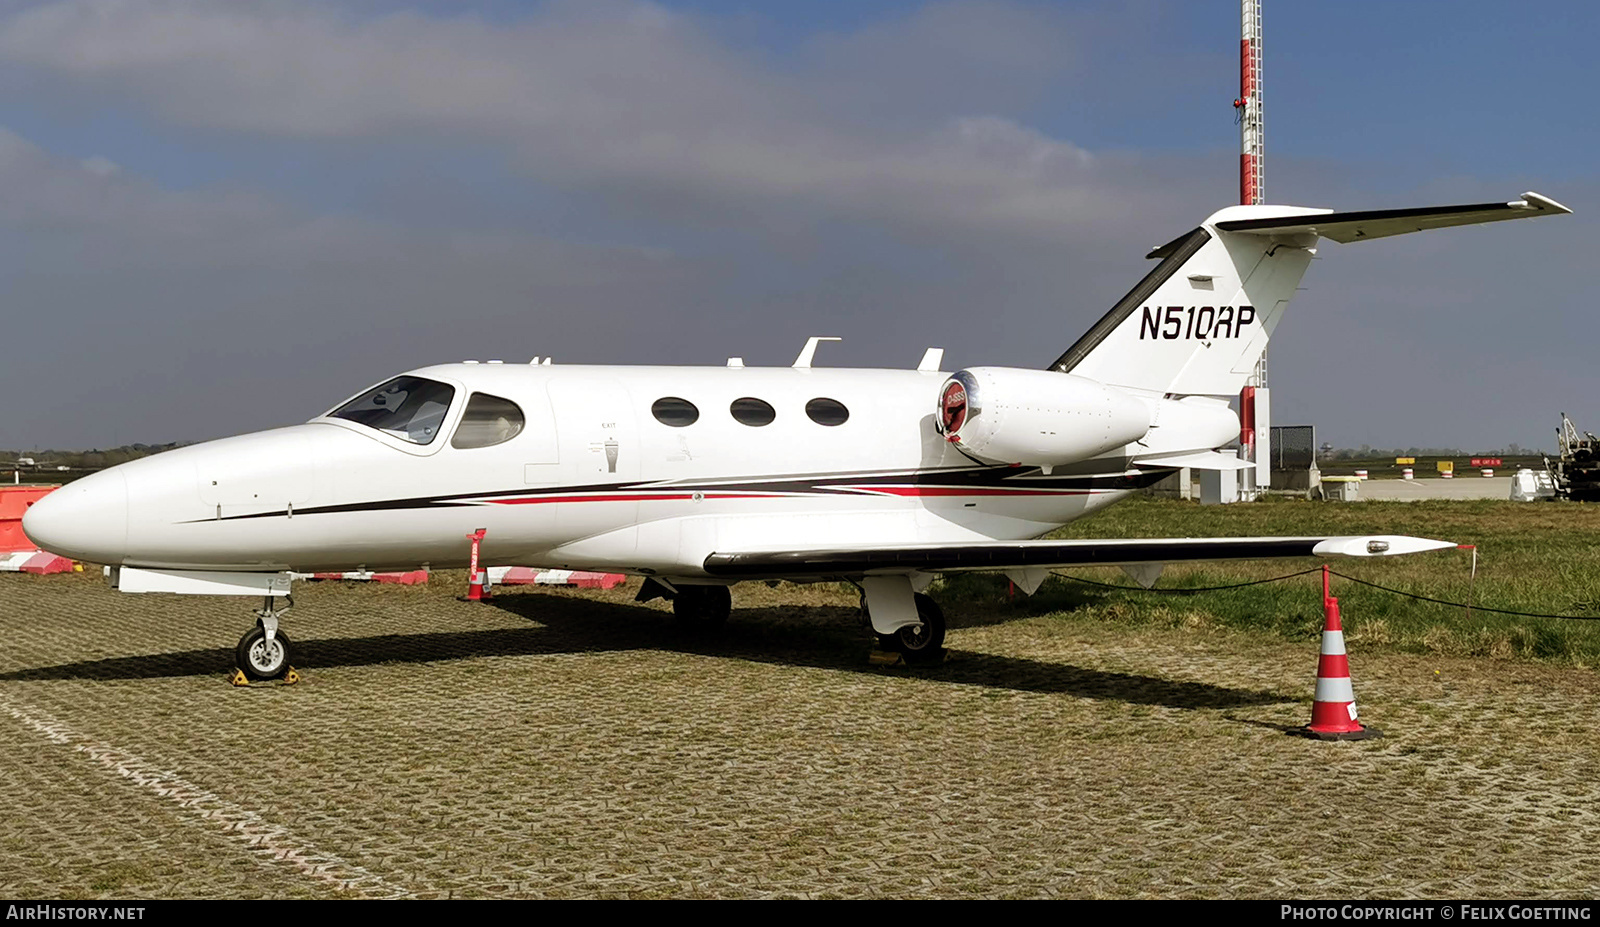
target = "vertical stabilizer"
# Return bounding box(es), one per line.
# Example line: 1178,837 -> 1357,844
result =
1050,209 -> 1319,398
1048,193 -> 1570,399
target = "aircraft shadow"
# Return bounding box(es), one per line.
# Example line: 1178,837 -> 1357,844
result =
0,592 -> 1286,710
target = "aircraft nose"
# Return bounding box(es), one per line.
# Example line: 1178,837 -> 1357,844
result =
21,470 -> 129,564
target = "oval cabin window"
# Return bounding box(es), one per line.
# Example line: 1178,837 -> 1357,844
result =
450,393 -> 526,449
651,397 -> 700,427
805,397 -> 849,426
730,397 -> 776,427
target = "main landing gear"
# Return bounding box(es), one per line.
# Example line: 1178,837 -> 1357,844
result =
640,574 -> 947,664
636,578 -> 734,630
671,585 -> 732,630
867,592 -> 947,665
235,594 -> 295,681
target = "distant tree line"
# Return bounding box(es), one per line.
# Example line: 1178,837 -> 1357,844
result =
1325,443 -> 1541,460
2,442 -> 188,471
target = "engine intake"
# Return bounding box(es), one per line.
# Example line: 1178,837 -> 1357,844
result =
937,367 -> 1151,466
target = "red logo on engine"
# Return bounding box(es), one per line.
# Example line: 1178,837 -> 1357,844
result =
940,381 -> 968,434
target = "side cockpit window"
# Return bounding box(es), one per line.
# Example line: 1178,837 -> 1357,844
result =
329,376 -> 456,445
451,392 -> 526,449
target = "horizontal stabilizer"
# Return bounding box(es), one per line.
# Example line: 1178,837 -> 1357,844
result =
1214,191 -> 1571,243
1133,451 -> 1252,471
703,535 -> 1455,578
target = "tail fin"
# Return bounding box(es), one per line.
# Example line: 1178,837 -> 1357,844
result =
1049,192 -> 1571,397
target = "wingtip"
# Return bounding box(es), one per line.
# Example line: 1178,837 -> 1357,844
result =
1518,191 -> 1573,215
1312,535 -> 1457,557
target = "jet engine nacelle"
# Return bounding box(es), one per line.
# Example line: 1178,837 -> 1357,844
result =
936,367 -> 1151,466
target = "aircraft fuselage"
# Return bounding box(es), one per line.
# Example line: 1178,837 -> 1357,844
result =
30,363 -> 1162,578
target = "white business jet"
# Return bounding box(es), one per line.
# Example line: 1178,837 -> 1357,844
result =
23,193 -> 1570,678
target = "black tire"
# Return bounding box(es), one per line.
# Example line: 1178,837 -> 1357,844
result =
672,585 -> 732,629
236,626 -> 294,680
892,593 -> 946,664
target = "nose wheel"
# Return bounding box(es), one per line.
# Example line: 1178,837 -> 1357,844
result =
236,595 -> 295,681
236,625 -> 294,680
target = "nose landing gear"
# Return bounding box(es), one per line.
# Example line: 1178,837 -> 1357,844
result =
235,594 -> 296,681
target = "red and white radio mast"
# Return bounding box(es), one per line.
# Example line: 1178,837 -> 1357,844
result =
1235,0 -> 1268,499
1239,0 -> 1264,207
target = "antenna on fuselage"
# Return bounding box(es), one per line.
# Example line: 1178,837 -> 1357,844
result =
792,336 -> 841,368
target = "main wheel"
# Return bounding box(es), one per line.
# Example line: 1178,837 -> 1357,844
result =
672,585 -> 732,629
236,626 -> 294,680
873,593 -> 945,664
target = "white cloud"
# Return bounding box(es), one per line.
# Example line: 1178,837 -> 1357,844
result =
0,2 -> 1585,452
0,0 -> 1164,240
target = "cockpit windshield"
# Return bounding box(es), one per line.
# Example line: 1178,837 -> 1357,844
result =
328,376 -> 455,445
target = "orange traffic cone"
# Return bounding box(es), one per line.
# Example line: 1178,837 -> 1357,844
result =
1290,566 -> 1381,741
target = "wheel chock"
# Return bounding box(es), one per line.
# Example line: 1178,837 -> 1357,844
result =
868,647 -> 948,667
226,667 -> 302,687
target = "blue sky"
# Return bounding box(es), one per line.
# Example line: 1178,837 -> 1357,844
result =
0,0 -> 1593,451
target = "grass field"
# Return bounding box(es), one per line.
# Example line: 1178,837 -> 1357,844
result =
927,496 -> 1600,666
3,497 -> 1599,898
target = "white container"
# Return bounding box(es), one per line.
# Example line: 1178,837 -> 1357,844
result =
1482,469 -> 1494,477
1355,469 -> 1368,479
1442,471 -> 1454,479
1402,468 -> 1414,480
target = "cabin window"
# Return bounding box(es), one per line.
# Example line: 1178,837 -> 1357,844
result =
730,397 -> 776,427
651,397 -> 699,427
805,397 -> 849,426
329,375 -> 456,445
451,392 -> 526,449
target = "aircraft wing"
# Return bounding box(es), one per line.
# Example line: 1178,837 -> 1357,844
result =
701,535 -> 1454,579
1213,191 -> 1571,243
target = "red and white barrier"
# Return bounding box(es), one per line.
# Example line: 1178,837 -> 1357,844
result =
1,485 -> 57,553
487,567 -> 626,589
0,550 -> 75,574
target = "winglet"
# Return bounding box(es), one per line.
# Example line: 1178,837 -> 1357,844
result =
1518,191 -> 1572,215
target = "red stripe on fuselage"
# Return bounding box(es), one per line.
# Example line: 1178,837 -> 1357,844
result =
486,492 -> 783,505
838,486 -> 1090,498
